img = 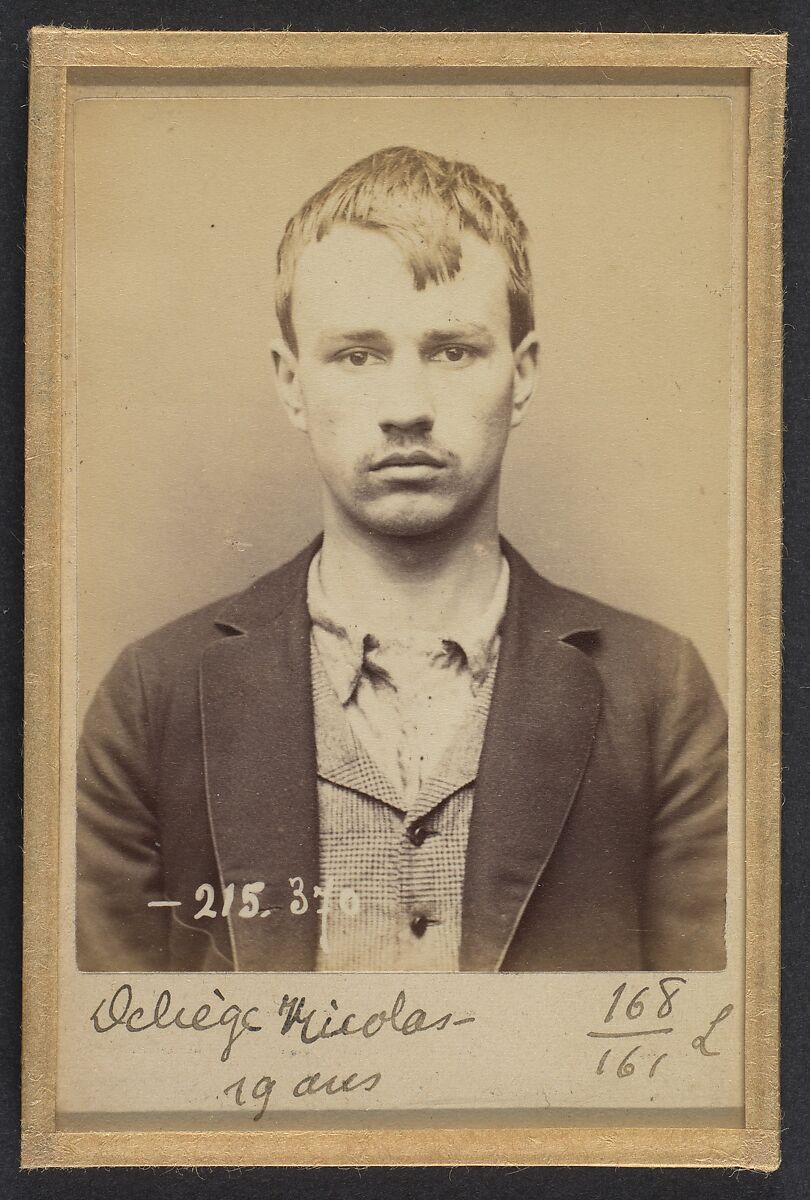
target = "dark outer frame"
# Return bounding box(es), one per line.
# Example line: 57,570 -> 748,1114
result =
2,0 -> 807,1196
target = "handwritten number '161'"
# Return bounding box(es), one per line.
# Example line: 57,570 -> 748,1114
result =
596,1045 -> 641,1076
597,1046 -> 668,1079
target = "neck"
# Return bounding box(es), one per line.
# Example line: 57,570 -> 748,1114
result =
318,498 -> 503,634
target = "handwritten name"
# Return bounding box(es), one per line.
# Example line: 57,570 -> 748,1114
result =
90,984 -> 261,1063
277,989 -> 475,1044
89,985 -> 475,1063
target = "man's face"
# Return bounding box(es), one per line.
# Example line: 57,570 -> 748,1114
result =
273,225 -> 537,538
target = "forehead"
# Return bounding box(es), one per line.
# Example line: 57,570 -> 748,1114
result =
290,225 -> 511,344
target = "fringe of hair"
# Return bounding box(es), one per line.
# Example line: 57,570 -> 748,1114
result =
275,146 -> 534,352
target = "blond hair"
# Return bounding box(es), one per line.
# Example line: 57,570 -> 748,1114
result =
275,145 -> 534,351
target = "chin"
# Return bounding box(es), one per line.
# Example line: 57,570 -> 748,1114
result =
359,499 -> 459,539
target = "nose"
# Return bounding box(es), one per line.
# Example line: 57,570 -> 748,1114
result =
376,356 -> 435,435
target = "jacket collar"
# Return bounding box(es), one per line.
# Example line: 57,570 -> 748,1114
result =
213,535 -> 601,645
213,537 -> 324,635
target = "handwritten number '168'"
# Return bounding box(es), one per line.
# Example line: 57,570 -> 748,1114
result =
603,977 -> 686,1024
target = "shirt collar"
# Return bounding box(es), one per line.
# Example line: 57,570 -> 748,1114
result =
307,550 -> 510,704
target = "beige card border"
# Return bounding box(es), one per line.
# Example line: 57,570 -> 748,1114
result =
22,28 -> 785,1170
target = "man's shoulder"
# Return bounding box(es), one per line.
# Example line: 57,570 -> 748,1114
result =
507,543 -> 685,654
126,540 -> 318,670
543,578 -> 684,654
505,543 -> 700,704
511,549 -> 720,715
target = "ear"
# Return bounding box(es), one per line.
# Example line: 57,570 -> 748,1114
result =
509,331 -> 539,430
271,337 -> 307,432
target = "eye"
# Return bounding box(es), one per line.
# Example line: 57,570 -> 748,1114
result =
430,345 -> 477,365
336,348 -> 380,367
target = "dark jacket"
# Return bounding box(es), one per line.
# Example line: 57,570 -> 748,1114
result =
77,539 -> 727,973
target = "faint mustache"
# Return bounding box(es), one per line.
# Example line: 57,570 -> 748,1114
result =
368,446 -> 451,470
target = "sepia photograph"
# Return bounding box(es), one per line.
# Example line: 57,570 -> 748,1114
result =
76,140 -> 728,977
22,29 -> 783,1168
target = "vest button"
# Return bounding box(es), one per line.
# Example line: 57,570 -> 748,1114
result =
408,824 -> 429,847
409,914 -> 428,938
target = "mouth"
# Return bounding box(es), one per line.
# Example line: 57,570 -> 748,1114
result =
370,452 -> 447,471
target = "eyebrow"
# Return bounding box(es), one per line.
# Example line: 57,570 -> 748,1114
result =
316,324 -> 496,350
420,325 -> 495,347
316,329 -> 392,348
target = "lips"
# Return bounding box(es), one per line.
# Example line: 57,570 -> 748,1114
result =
370,451 -> 446,470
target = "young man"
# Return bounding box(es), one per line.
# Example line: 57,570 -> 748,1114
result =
77,146 -> 727,974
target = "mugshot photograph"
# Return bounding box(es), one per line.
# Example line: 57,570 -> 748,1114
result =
76,146 -> 728,974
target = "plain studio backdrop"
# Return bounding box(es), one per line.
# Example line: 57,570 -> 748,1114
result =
71,90 -> 736,716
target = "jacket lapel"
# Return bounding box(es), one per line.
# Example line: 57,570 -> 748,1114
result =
200,543 -> 321,970
460,546 -> 603,971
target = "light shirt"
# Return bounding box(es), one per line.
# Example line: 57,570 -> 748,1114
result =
307,551 -> 509,970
